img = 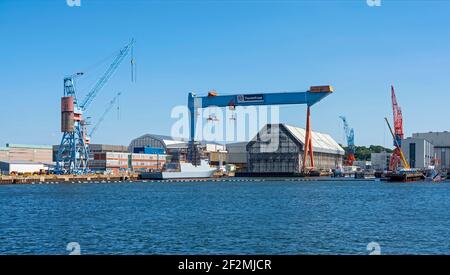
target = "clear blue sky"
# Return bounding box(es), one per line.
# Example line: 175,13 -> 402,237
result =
1,0 -> 449,148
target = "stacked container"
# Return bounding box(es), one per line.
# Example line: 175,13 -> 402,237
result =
129,153 -> 167,172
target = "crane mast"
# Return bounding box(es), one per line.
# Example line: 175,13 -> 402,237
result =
391,85 -> 404,146
389,85 -> 406,171
55,40 -> 135,174
80,39 -> 134,110
339,116 -> 356,166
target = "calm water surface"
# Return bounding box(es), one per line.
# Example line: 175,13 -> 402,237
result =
1,179 -> 450,254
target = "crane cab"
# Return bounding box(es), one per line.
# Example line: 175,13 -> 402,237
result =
208,90 -> 218,97
309,85 -> 334,93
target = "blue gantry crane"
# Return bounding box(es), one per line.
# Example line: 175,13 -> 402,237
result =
187,86 -> 334,173
339,116 -> 356,165
55,39 -> 135,174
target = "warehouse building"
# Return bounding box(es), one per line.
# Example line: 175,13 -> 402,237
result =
89,152 -> 130,174
54,142 -> 169,174
52,143 -> 129,161
411,132 -> 450,170
129,153 -> 168,172
129,134 -> 186,161
371,152 -> 391,171
0,144 -> 53,163
226,142 -> 248,171
129,134 -> 184,152
401,137 -> 434,169
0,161 -> 47,175
0,147 -> 8,161
353,160 -> 372,170
128,134 -> 225,163
88,151 -> 167,175
246,124 -> 344,175
88,144 -> 129,154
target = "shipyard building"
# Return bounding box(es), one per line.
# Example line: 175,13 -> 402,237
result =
401,137 -> 434,169
371,152 -> 391,171
244,124 -> 344,175
53,143 -> 168,174
128,134 -> 225,163
0,144 -> 53,163
225,142 -> 248,170
410,132 -> 450,170
0,144 -> 53,174
0,161 -> 48,175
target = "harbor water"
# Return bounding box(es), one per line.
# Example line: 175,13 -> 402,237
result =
1,179 -> 450,255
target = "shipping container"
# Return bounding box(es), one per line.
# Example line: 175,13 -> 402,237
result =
130,153 -> 167,161
209,151 -> 227,163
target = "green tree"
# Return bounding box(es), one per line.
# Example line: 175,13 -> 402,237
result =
340,145 -> 393,161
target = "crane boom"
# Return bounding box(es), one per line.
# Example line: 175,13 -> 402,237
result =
391,85 -> 404,145
339,116 -> 355,147
385,117 -> 410,169
80,39 -> 134,110
339,116 -> 356,165
389,85 -> 406,171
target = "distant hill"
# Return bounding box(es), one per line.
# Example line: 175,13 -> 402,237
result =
340,145 -> 393,161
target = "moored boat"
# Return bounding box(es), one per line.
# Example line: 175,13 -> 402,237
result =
424,168 -> 446,183
140,159 -> 217,180
386,168 -> 425,182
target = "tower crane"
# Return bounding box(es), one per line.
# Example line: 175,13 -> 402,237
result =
339,116 -> 356,166
389,85 -> 406,171
56,39 -> 135,174
187,86 -> 334,173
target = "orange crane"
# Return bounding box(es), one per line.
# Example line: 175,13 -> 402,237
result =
389,85 -> 408,171
385,117 -> 410,169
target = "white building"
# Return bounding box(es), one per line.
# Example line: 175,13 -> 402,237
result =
371,152 -> 391,172
353,160 -> 372,169
0,161 -> 46,175
412,132 -> 450,170
401,137 -> 434,169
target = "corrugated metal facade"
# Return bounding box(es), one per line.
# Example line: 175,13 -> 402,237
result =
89,152 -> 168,173
247,124 -> 344,173
411,132 -> 450,170
53,144 -> 129,162
1,144 -> 53,163
130,153 -> 167,171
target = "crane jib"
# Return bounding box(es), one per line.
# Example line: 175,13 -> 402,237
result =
80,40 -> 134,110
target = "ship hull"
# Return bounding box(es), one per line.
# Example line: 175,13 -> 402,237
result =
386,172 -> 425,182
139,160 -> 216,180
140,170 -> 215,180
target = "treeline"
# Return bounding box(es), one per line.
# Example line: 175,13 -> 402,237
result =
341,145 -> 393,161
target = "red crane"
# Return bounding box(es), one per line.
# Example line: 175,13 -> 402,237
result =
389,85 -> 405,171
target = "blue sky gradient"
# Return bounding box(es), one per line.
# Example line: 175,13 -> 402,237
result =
1,0 -> 449,147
